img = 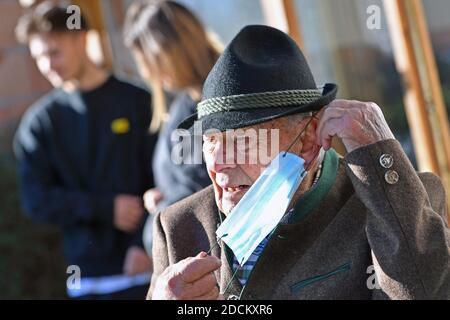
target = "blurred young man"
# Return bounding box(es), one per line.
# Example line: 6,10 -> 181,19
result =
13,2 -> 157,299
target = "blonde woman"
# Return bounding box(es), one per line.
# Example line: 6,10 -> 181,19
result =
124,0 -> 221,254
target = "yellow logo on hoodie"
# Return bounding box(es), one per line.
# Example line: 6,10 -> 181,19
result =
111,118 -> 130,134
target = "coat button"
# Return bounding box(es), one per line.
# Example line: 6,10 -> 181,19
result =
379,153 -> 394,168
385,170 -> 399,184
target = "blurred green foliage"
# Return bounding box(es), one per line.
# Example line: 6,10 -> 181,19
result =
0,129 -> 67,299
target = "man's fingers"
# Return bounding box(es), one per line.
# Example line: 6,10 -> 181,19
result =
120,195 -> 143,207
126,205 -> 145,221
152,189 -> 164,202
127,198 -> 144,210
319,117 -> 343,150
317,115 -> 340,147
179,255 -> 221,283
122,211 -> 141,224
117,215 -> 141,231
129,209 -> 144,221
316,104 -> 352,147
185,272 -> 218,298
120,222 -> 136,232
191,285 -> 220,300
153,254 -> 220,300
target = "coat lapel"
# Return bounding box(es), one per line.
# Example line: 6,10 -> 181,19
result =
201,198 -> 243,299
219,241 -> 243,299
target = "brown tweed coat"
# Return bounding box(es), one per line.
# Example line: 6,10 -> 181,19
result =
149,140 -> 450,299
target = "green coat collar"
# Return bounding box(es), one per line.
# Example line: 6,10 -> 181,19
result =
290,149 -> 340,223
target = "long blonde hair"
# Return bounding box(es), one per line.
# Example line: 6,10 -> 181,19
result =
124,0 -> 221,133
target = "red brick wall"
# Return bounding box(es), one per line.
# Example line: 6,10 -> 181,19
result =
0,0 -> 51,128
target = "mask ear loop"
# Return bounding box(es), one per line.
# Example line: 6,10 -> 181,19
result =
206,234 -> 243,298
221,257 -> 245,296
206,233 -> 229,298
283,113 -> 317,158
207,233 -> 227,255
283,113 -> 322,176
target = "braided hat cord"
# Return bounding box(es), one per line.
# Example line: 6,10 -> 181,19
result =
197,89 -> 322,118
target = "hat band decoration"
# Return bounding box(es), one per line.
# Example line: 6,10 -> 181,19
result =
197,89 -> 322,118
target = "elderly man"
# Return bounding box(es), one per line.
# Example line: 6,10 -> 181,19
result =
148,25 -> 449,300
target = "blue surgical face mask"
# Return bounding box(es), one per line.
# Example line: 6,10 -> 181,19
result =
216,151 -> 308,266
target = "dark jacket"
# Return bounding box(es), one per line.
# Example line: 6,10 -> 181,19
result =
14,76 -> 157,277
149,140 -> 450,299
152,93 -> 210,211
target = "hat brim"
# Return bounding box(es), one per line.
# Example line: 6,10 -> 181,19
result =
177,83 -> 337,134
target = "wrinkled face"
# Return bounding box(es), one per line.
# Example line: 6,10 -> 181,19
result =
29,32 -> 86,88
203,115 -> 317,215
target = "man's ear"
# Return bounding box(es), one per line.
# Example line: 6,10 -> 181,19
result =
299,116 -> 321,164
